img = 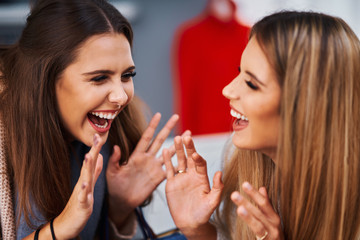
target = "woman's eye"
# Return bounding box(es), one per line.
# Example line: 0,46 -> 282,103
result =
245,80 -> 259,90
121,71 -> 136,82
91,75 -> 108,82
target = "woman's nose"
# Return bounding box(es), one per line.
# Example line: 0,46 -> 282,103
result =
222,77 -> 239,100
108,84 -> 128,106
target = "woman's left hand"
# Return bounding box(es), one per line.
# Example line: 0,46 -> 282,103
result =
105,113 -> 187,225
231,182 -> 284,240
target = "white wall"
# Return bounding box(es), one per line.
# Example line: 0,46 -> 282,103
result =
234,0 -> 360,36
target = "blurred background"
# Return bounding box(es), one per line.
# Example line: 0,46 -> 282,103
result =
1,0 -> 359,236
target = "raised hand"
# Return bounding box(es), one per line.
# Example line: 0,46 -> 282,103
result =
231,182 -> 284,240
164,136 -> 223,239
51,134 -> 104,239
106,113 -> 187,225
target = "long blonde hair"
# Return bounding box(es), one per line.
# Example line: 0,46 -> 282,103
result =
217,11 -> 360,239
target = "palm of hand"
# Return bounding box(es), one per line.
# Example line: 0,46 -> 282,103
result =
55,134 -> 103,239
165,169 -> 214,228
107,149 -> 165,208
163,136 -> 224,231
106,113 -> 180,209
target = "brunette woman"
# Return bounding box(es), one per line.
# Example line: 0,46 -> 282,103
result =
0,0 -> 182,239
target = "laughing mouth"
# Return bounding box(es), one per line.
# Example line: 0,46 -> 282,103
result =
230,109 -> 248,121
87,111 -> 118,129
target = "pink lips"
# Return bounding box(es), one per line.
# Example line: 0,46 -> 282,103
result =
230,105 -> 249,131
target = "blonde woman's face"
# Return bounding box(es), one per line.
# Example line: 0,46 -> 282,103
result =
222,37 -> 281,159
56,33 -> 135,146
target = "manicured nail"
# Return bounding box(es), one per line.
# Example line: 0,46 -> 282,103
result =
239,206 -> 248,216
81,182 -> 87,190
93,134 -> 99,146
243,182 -> 252,191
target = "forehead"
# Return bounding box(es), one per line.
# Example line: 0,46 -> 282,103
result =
241,37 -> 277,86
70,33 -> 133,70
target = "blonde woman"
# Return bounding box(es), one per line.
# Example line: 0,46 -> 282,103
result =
163,11 -> 360,240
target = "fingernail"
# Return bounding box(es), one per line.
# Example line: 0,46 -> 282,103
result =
243,182 -> 252,191
93,134 -> 99,146
235,193 -> 243,201
81,182 -> 86,190
239,206 -> 248,216
84,154 -> 89,163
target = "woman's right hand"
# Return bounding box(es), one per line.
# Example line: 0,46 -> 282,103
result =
53,133 -> 104,239
163,136 -> 223,240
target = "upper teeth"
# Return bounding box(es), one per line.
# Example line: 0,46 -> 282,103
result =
230,109 -> 248,121
90,111 -> 117,120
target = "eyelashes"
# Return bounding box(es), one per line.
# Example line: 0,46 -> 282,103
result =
90,71 -> 136,83
91,75 -> 108,82
121,71 -> 136,81
245,80 -> 258,90
238,67 -> 259,90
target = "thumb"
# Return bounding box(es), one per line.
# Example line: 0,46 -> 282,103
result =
108,145 -> 121,170
208,171 -> 224,209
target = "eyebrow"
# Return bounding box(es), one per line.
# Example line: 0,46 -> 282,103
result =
239,67 -> 265,86
82,66 -> 136,76
245,70 -> 265,86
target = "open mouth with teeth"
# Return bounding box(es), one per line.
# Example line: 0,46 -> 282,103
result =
231,109 -> 248,121
230,109 -> 249,130
87,111 -> 117,133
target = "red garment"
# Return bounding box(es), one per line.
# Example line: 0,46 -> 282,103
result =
173,13 -> 250,135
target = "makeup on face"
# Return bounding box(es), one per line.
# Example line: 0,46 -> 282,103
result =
223,37 -> 281,158
56,33 -> 135,146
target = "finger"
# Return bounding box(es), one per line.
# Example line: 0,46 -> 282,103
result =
93,154 -> 104,186
174,136 -> 187,171
259,187 -> 268,198
78,154 -> 92,205
183,135 -> 196,157
108,145 -> 121,170
237,204 -> 268,239
191,152 -> 207,175
242,182 -> 277,219
148,114 -> 179,155
158,130 -> 192,164
231,192 -> 268,239
163,148 -> 175,179
167,130 -> 191,156
87,134 -> 103,178
212,171 -> 223,190
257,186 -> 281,230
235,188 -> 277,235
88,133 -> 103,162
181,130 -> 192,138
134,113 -> 161,153
78,182 -> 90,205
231,191 -> 266,223
208,171 -> 224,209
79,154 -> 92,188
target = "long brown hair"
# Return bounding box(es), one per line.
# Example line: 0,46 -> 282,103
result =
0,0 -> 146,228
216,11 -> 360,239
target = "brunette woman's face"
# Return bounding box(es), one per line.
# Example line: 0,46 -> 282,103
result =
222,37 -> 281,159
56,33 -> 135,146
